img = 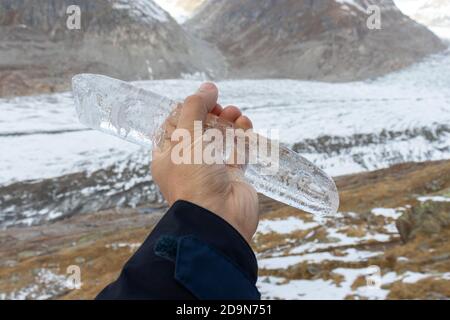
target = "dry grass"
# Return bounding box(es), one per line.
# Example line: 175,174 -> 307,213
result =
0,160 -> 449,299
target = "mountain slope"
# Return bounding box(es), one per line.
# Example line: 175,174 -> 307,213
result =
1,160 -> 449,299
0,0 -> 226,96
187,0 -> 445,81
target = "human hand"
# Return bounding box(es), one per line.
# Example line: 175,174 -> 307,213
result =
151,83 -> 259,243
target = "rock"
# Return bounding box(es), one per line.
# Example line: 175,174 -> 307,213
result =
154,0 -> 207,22
307,264 -> 321,276
396,201 -> 450,242
186,0 -> 445,81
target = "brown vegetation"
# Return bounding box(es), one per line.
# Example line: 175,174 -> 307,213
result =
0,160 -> 449,299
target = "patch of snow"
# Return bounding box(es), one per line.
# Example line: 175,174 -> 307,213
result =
0,269 -> 74,300
371,208 -> 403,219
1,48 -> 449,227
289,226 -> 392,255
258,267 -> 394,300
258,276 -> 345,300
418,196 -> 450,202
257,217 -> 319,235
335,0 -> 366,12
181,72 -> 209,81
401,272 -> 432,283
106,242 -> 142,251
153,0 -> 189,23
398,271 -> 450,284
259,248 -> 382,270
258,268 -> 450,300
110,0 -> 170,23
153,0 -> 206,23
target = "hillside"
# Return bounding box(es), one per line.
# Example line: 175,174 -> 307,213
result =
0,160 -> 449,299
0,0 -> 226,97
0,0 -> 446,97
186,0 -> 445,81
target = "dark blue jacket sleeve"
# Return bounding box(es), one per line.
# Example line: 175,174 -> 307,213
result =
96,200 -> 260,300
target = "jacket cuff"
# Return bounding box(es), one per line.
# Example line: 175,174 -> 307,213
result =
157,200 -> 259,285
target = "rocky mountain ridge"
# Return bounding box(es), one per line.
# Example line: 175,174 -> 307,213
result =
0,0 -> 226,96
0,0 -> 446,95
186,0 -> 445,81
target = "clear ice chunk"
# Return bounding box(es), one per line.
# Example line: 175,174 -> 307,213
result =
72,74 -> 339,217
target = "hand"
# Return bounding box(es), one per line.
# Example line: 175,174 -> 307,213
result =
151,83 -> 259,243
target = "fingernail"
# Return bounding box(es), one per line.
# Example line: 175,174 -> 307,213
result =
198,82 -> 215,92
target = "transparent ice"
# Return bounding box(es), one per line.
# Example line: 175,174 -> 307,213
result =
72,74 -> 339,217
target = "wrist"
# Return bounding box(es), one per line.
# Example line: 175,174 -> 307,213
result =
173,197 -> 254,243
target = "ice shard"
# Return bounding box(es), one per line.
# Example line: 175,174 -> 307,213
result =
72,74 -> 339,217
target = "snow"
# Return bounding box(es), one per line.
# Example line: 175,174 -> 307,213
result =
153,0 -> 206,23
401,272 -> 431,284
106,242 -> 142,251
0,130 -> 141,185
371,208 -> 403,219
0,269 -> 74,300
257,269 -> 450,300
153,0 -> 189,23
289,226 -> 392,255
1,0 -> 449,301
257,268 -> 393,300
257,217 -> 318,235
110,0 -> 170,23
335,0 -> 366,12
1,50 -> 449,187
258,276 -> 349,300
254,203 -> 448,299
259,249 -> 382,270
418,196 -> 450,202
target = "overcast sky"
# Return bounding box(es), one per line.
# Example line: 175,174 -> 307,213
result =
393,0 -> 428,16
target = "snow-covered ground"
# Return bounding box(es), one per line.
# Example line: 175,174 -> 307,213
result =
153,0 -> 450,41
0,49 -> 449,186
254,199 -> 450,300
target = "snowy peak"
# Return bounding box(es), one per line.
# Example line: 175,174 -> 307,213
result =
335,0 -> 398,12
109,0 -> 171,23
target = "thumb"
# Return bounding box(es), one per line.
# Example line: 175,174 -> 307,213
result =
177,82 -> 218,132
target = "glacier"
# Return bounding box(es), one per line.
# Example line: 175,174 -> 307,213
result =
0,49 -> 449,227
